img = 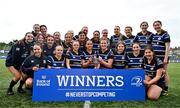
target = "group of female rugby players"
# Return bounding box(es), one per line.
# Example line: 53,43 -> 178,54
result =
5,20 -> 170,100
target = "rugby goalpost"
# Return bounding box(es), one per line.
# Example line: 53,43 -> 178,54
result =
83,100 -> 91,108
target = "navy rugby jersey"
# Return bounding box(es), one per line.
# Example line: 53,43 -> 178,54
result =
48,55 -> 66,68
143,57 -> 163,78
43,43 -> 56,56
110,35 -> 127,51
151,30 -> 170,61
66,50 -> 82,69
113,51 -> 126,69
124,35 -> 135,54
93,42 -> 100,51
21,55 -> 51,77
92,40 -> 100,51
5,45 -> 14,67
62,41 -> 72,54
126,52 -> 144,69
6,42 -> 34,69
97,49 -> 114,69
81,50 -> 96,69
79,42 -> 85,51
134,31 -> 153,52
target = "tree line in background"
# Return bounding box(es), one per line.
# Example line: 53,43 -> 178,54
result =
0,40 -> 18,50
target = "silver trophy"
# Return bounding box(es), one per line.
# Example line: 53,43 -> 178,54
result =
93,55 -> 99,65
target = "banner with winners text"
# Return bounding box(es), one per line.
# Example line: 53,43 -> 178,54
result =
32,69 -> 145,101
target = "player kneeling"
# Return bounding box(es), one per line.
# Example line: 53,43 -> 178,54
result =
21,44 -> 51,93
143,45 -> 165,100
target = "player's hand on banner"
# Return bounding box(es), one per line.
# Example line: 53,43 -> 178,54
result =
143,80 -> 150,85
32,66 -> 38,71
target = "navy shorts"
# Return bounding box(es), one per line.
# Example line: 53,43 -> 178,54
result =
151,76 -> 165,89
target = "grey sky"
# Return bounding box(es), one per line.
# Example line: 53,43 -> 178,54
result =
0,0 -> 179,47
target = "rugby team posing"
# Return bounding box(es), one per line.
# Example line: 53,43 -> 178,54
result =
5,20 -> 170,100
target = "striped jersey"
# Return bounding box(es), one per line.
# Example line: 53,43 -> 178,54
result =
151,30 -> 170,61
110,34 -> 127,51
143,57 -> 163,78
126,52 -> 144,69
92,40 -> 100,51
66,50 -> 82,69
134,31 -> 153,52
97,49 -> 114,68
62,41 -> 72,54
124,35 -> 135,53
113,51 -> 126,69
81,50 -> 96,69
48,55 -> 66,68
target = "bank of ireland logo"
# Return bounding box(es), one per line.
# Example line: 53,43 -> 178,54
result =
131,76 -> 143,87
42,75 -> 46,79
36,75 -> 50,87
